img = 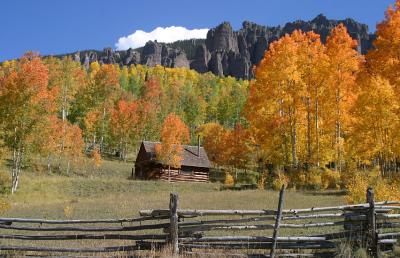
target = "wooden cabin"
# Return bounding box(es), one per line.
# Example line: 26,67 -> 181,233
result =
134,141 -> 211,182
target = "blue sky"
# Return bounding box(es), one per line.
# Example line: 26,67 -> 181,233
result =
0,0 -> 395,61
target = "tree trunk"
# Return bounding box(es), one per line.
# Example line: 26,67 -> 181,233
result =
315,84 -> 320,167
47,154 -> 52,173
168,165 -> 171,183
335,88 -> 341,172
306,97 -> 311,170
12,147 -> 22,194
123,142 -> 127,162
290,106 -> 298,168
292,124 -> 297,168
100,107 -> 106,153
58,75 -> 70,173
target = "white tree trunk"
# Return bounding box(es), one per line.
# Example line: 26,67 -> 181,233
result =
11,147 -> 22,194
315,95 -> 320,167
168,165 -> 171,183
47,154 -> 52,173
100,107 -> 106,153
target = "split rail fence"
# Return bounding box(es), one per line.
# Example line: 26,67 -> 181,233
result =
1,187 -> 400,257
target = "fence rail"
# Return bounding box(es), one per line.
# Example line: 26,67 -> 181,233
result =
1,188 -> 400,257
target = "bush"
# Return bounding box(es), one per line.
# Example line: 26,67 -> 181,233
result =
224,172 -> 234,186
321,169 -> 341,189
272,171 -> 289,191
0,170 -> 11,194
289,170 -> 306,189
236,170 -> 258,185
345,168 -> 400,204
63,205 -> 74,218
0,198 -> 10,214
287,168 -> 322,190
306,168 -> 322,190
257,172 -> 267,190
335,243 -> 367,258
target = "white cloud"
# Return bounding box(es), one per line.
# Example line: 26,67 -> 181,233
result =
115,26 -> 209,50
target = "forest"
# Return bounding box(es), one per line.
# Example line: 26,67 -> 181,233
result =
1,1 -> 400,203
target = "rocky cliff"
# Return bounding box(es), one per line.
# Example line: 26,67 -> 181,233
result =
62,14 -> 374,79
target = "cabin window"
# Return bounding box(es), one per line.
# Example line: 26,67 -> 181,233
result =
180,167 -> 193,175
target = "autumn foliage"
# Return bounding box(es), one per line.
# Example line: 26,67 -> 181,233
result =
245,27 -> 362,170
155,113 -> 189,179
2,1 -> 400,197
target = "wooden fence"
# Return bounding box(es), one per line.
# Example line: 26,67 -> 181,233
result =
1,187 -> 400,257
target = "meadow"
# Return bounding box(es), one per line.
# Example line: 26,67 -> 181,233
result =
1,159 -> 346,220
0,158 -> 352,256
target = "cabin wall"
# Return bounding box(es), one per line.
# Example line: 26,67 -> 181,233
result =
135,163 -> 163,180
135,164 -> 210,182
159,166 -> 209,182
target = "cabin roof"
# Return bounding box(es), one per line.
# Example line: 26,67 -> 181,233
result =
140,141 -> 211,168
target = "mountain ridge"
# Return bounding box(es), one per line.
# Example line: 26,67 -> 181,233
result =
57,14 -> 375,79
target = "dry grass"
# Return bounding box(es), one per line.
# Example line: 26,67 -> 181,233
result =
4,174 -> 345,220
0,158 -> 347,257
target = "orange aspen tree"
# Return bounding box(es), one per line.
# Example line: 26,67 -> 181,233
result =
110,100 -> 139,161
245,31 -> 305,168
198,122 -> 230,167
367,0 -> 400,93
138,78 -> 162,140
325,24 -> 363,172
0,54 -> 55,193
155,113 -> 189,182
227,123 -> 253,170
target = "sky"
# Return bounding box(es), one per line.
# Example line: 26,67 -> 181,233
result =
0,0 -> 395,61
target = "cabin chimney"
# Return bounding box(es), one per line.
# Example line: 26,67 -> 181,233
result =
197,135 -> 201,157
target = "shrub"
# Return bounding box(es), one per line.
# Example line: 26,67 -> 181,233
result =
0,170 -> 11,194
335,243 -> 367,258
92,148 -> 102,168
257,172 -> 267,190
235,170 -> 258,185
63,205 -> 74,218
306,168 -> 322,190
289,170 -> 306,189
272,171 -> 289,191
0,198 -> 10,214
321,169 -> 341,189
345,170 -> 369,204
224,172 -> 234,186
374,177 -> 400,202
345,168 -> 400,204
288,168 -> 321,190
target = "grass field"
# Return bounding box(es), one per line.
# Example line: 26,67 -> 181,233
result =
0,158 -> 350,257
2,159 -> 346,219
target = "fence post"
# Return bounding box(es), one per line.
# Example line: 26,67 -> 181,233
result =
270,184 -> 286,258
169,192 -> 179,256
366,187 -> 378,257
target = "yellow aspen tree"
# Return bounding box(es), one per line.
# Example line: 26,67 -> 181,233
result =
325,24 -> 363,172
349,76 -> 400,175
367,0 -> 400,93
297,31 -> 329,167
245,31 -> 306,168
